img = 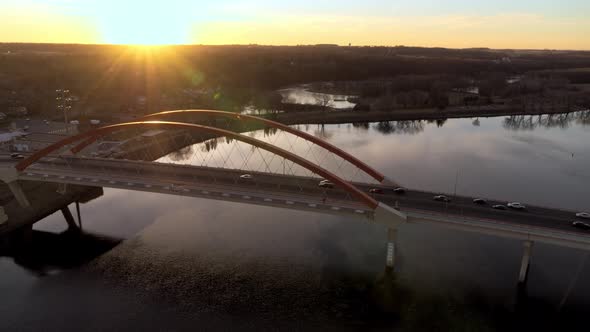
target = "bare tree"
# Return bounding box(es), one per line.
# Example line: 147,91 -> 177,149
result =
318,94 -> 331,111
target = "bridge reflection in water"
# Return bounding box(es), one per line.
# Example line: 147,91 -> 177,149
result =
1,229 -> 122,276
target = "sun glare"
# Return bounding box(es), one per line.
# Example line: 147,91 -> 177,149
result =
95,2 -> 193,45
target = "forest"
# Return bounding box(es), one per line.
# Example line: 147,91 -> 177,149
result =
1,43 -> 590,118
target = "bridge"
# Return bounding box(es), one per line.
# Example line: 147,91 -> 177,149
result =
1,109 -> 589,287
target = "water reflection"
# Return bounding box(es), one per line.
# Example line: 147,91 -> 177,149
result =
167,145 -> 194,161
314,125 -> 334,140
1,230 -> 121,276
373,120 -> 427,135
203,137 -> 219,152
352,122 -> 370,130
158,111 -> 590,186
279,87 -> 357,110
503,110 -> 590,131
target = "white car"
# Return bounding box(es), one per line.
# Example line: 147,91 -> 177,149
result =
240,174 -> 253,180
170,185 -> 185,192
318,180 -> 335,189
10,153 -> 24,160
576,212 -> 590,220
507,202 -> 526,210
433,195 -> 451,202
393,187 -> 406,194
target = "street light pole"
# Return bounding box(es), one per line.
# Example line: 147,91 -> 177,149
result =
56,89 -> 72,134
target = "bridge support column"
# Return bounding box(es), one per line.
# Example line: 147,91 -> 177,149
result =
56,183 -> 68,195
518,240 -> 534,285
75,201 -> 82,230
7,181 -> 30,208
61,206 -> 79,231
372,202 -> 406,274
0,167 -> 30,207
385,228 -> 397,273
0,206 -> 7,225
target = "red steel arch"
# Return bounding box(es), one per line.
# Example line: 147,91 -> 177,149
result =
16,121 -> 379,209
71,110 -> 390,184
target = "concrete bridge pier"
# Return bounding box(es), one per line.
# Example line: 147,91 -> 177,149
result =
372,202 -> 407,275
518,240 -> 534,286
0,207 -> 7,225
56,183 -> 68,195
371,226 -> 400,313
7,181 -> 31,207
385,227 -> 397,274
0,167 -> 30,207
61,206 -> 80,231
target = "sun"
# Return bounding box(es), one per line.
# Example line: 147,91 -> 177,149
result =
95,2 -> 192,45
105,24 -> 186,46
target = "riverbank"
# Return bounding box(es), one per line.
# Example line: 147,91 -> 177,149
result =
273,105 -> 586,125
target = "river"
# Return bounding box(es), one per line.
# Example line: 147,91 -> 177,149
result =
1,112 -> 589,331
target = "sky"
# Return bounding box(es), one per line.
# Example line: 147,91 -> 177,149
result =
1,0 -> 589,49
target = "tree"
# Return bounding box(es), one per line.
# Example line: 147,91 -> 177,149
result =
318,93 -> 331,111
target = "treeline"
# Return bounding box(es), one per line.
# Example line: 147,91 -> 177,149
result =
1,44 -> 590,116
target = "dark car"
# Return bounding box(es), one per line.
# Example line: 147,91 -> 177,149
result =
492,205 -> 507,210
369,188 -> 384,194
473,198 -> 487,205
572,221 -> 590,231
433,195 -> 451,202
393,187 -> 406,194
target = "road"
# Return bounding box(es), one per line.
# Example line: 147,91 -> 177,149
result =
2,154 -> 590,248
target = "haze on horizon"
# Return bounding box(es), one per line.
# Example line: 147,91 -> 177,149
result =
1,0 -> 589,50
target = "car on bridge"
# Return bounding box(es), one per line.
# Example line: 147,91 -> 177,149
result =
572,221 -> 590,230
170,185 -> 188,193
369,188 -> 384,194
576,212 -> 590,220
239,174 -> 253,180
508,202 -> 526,210
318,180 -> 335,189
433,195 -> 451,202
492,204 -> 508,210
473,198 -> 487,205
393,187 -> 406,194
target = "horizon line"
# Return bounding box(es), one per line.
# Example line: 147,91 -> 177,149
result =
1,42 -> 589,52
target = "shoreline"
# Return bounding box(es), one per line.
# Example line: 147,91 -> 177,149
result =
272,105 -> 587,125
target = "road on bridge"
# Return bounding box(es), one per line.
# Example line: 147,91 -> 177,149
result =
4,154 -> 589,240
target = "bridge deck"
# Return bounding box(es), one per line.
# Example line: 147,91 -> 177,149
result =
0,181 -> 103,236
20,156 -> 374,218
2,155 -> 590,249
